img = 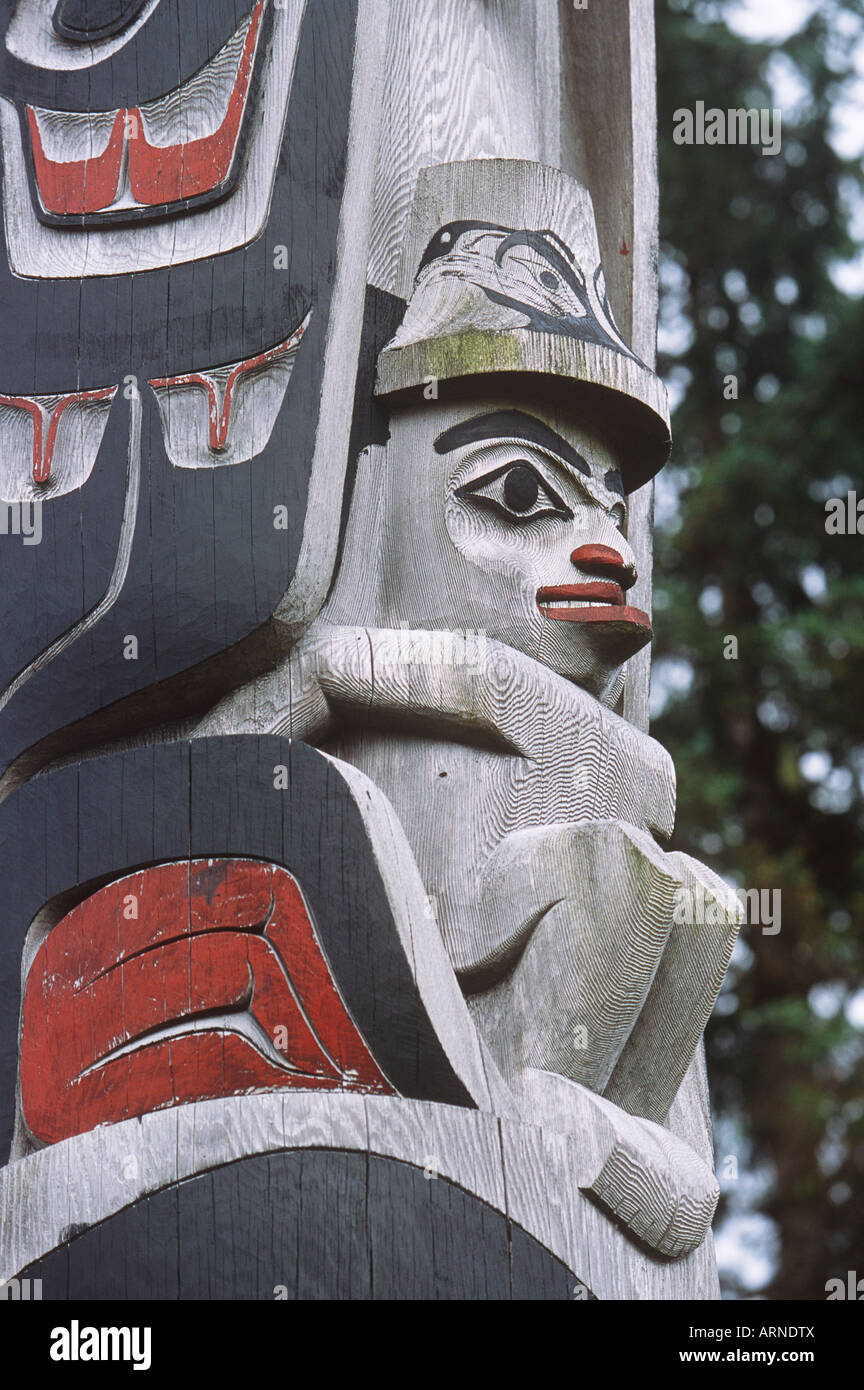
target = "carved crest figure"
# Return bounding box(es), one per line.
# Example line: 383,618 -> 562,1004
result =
0,0 -> 737,1302
191,157 -> 741,1264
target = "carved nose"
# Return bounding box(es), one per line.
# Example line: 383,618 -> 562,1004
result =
570,543 -> 637,591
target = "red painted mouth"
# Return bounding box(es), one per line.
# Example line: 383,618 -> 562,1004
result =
536,582 -> 652,630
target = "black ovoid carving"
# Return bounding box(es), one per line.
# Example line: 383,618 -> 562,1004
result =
2,1 -> 252,108
22,1152 -> 594,1300
52,0 -> 151,44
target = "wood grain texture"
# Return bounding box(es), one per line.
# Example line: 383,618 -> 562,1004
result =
0,1 -> 300,274
363,1 -> 661,728
375,159 -> 670,497
20,858 -> 394,1145
20,1150 -> 581,1300
0,385 -> 117,498
6,1 -> 177,74
0,0 -> 388,787
0,736 -> 505,1161
193,627 -> 733,1267
559,0 -> 660,731
0,0 -> 731,1302
467,821 -> 739,1118
0,1092 -> 719,1297
0,725 -> 727,1272
368,0 -> 562,297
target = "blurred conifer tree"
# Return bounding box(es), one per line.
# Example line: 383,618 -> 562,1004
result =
655,0 -> 864,1299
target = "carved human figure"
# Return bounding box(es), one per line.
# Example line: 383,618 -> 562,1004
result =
0,8 -> 737,1297
198,163 -> 741,1256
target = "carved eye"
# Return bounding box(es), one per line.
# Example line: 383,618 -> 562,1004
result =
610,502 -> 626,530
456,461 -> 572,525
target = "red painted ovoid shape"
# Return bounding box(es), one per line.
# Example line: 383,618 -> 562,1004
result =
0,386 -> 116,483
27,0 -> 264,217
569,544 -> 634,576
20,858 -> 393,1146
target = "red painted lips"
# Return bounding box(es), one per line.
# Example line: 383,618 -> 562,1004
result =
536,581 -> 652,630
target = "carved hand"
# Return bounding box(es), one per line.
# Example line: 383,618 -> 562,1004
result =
468,819 -> 741,1125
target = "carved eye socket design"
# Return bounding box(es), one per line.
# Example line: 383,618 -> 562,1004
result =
456,460 -> 573,526
610,502 -> 626,530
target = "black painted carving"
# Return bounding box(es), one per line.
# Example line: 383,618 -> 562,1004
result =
0,0 -> 359,782
52,0 -> 150,43
25,1 -> 275,229
21,1152 -> 591,1299
1,2 -> 252,110
417,219 -> 640,359
435,409 -> 592,477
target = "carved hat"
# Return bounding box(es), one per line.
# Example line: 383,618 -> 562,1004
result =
375,159 -> 671,493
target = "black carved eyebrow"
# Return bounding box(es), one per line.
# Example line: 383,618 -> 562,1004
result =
433,411 -> 591,477
604,470 -> 624,496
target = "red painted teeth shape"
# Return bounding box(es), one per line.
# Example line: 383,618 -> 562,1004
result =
0,386 -> 116,483
27,0 -> 265,218
149,323 -> 308,454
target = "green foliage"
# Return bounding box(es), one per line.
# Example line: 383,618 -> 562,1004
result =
654,0 -> 864,1299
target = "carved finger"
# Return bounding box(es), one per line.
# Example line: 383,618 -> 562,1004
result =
603,852 -> 741,1124
518,1068 -> 719,1260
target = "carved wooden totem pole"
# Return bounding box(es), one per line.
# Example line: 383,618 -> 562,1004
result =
0,0 -> 739,1300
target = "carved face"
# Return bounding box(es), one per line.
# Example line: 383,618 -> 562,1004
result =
323,392 -> 652,703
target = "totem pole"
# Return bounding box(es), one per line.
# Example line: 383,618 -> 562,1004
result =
0,0 -> 738,1300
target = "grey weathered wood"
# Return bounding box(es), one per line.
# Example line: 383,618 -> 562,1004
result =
366,0 -> 658,731
0,0 -> 733,1302
0,1093 -> 720,1298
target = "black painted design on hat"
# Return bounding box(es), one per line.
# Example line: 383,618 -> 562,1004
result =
415,220 -> 638,359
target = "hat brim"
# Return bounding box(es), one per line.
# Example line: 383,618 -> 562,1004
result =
375,328 -> 671,494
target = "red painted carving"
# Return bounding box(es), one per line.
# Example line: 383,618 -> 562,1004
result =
130,0 -> 263,207
537,547 -> 649,629
0,387 -> 117,483
27,0 -> 264,217
21,858 -> 393,1146
149,322 -> 308,452
27,107 -> 126,218
569,544 -> 631,570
